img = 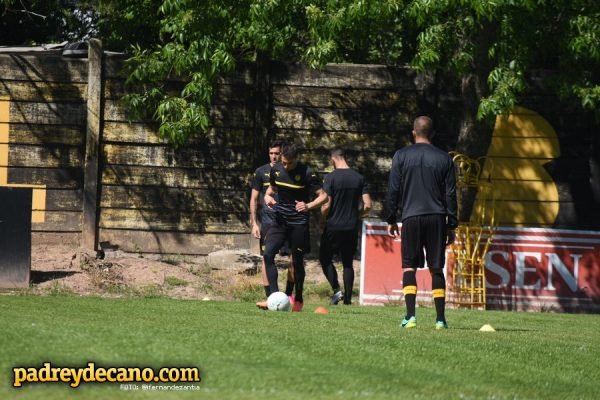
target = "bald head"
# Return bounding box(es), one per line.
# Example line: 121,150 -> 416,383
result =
413,116 -> 434,140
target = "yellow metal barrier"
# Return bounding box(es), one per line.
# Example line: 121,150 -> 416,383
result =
448,152 -> 496,309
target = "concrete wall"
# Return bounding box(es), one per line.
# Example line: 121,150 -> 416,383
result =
0,48 -> 598,254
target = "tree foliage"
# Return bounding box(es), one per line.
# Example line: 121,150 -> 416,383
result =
115,0 -> 599,147
83,0 -> 162,52
2,1 -> 598,149
0,0 -> 94,45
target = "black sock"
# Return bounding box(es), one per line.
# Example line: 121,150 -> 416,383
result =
320,262 -> 340,292
264,257 -> 279,294
403,270 -> 417,318
431,270 -> 446,322
343,266 -> 354,304
285,280 -> 295,296
294,258 -> 305,303
264,286 -> 271,297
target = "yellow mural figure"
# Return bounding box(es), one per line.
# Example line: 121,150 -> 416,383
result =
477,106 -> 560,226
0,97 -> 47,223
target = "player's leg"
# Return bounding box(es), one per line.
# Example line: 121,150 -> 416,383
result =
259,223 -> 272,298
259,223 -> 287,306
256,224 -> 285,310
289,224 -> 309,311
400,217 -> 423,328
319,227 -> 342,303
339,229 -> 358,305
424,214 -> 449,329
280,240 -> 295,300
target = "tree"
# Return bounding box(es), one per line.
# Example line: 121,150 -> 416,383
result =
112,0 -> 598,153
123,0 -> 314,145
0,0 -> 95,45
83,0 -> 162,52
305,0 -> 600,157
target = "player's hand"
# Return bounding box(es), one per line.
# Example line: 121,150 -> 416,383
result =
264,195 -> 277,208
251,224 -> 261,239
446,230 -> 456,246
387,223 -> 400,239
295,200 -> 309,213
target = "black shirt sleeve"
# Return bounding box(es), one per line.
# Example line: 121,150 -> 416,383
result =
361,175 -> 370,195
250,168 -> 262,191
385,151 -> 402,225
323,173 -> 333,196
307,167 -> 322,196
445,157 -> 458,229
269,166 -> 277,188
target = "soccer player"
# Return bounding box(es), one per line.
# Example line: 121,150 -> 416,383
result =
261,143 -> 328,312
319,149 -> 372,305
385,116 -> 457,330
249,140 -> 295,306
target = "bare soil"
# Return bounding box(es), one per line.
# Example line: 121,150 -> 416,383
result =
24,244 -> 341,301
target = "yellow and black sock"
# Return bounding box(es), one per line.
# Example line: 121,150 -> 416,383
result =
431,270 -> 446,322
402,270 -> 417,318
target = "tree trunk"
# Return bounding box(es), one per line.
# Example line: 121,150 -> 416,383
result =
454,22 -> 497,222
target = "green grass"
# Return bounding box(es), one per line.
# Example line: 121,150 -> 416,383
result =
164,276 -> 188,287
1,296 -> 599,400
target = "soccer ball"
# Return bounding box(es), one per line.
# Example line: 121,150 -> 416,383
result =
267,291 -> 291,311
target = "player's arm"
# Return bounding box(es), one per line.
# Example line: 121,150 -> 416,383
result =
296,188 -> 328,213
320,174 -> 332,220
445,156 -> 458,245
264,167 -> 279,208
320,197 -> 331,218
360,176 -> 372,217
264,185 -> 278,208
311,188 -> 329,210
296,169 -> 328,213
386,152 -> 402,238
319,197 -> 330,228
249,188 -> 261,239
361,193 -> 373,217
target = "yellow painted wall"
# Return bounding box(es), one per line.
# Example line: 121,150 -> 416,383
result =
478,106 -> 560,226
0,97 -> 46,223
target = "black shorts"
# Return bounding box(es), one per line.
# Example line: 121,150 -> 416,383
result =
319,228 -> 358,267
260,223 -> 291,256
320,228 -> 358,257
401,214 -> 447,269
265,221 -> 310,257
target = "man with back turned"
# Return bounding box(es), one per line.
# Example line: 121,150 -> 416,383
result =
385,116 -> 458,330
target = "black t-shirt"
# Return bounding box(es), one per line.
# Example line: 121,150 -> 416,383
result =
250,163 -> 276,225
323,168 -> 369,231
269,162 -> 322,225
385,143 -> 458,229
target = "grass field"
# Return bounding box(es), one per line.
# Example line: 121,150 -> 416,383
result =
1,295 -> 599,400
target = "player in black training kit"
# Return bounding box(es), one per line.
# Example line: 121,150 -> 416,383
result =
262,143 -> 328,312
386,116 -> 457,330
319,149 -> 372,305
249,141 -> 295,309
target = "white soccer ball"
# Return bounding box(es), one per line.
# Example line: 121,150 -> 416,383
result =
267,291 -> 291,311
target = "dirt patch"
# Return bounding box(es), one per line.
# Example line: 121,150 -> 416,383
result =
20,244 -> 344,302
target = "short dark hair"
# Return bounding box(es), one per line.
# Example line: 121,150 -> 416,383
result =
269,140 -> 283,149
413,116 -> 435,139
281,143 -> 298,159
330,148 -> 345,158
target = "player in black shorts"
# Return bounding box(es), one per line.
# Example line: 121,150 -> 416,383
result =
319,149 -> 372,305
385,116 -> 458,330
262,143 -> 328,312
249,140 -> 295,307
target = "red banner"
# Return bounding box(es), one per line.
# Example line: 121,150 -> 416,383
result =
359,221 -> 600,312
